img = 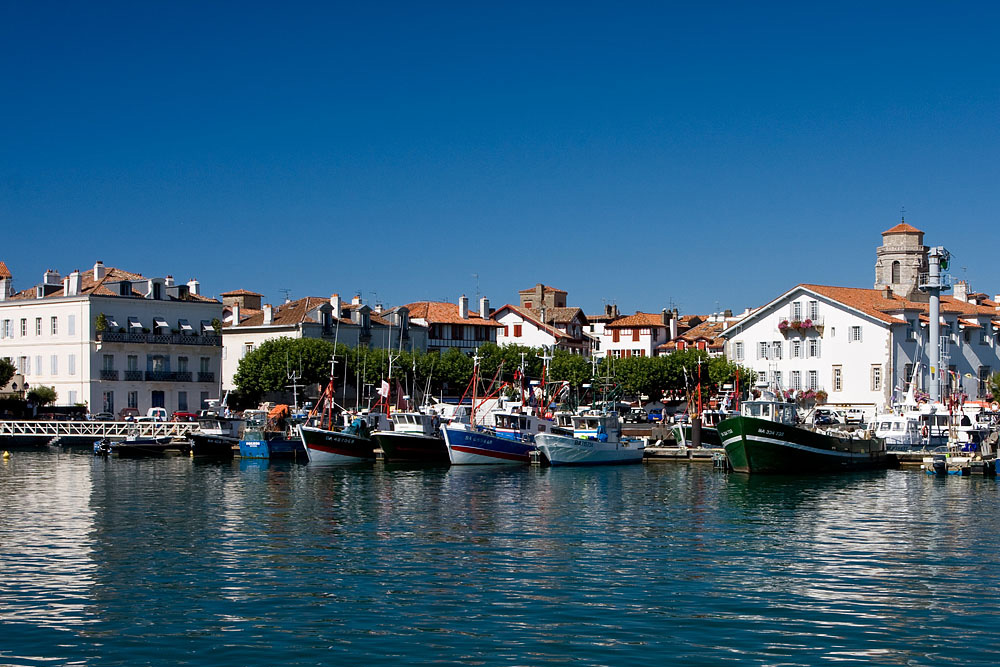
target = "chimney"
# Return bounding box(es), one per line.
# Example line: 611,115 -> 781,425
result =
165,275 -> 174,287
44,269 -> 60,286
263,303 -> 273,325
480,297 -> 490,319
186,278 -> 200,296
882,286 -> 892,299
352,294 -> 362,306
67,270 -> 81,296
231,303 -> 240,326
670,310 -> 678,340
458,294 -> 469,319
93,260 -> 105,281
661,308 -> 670,326
330,293 -> 342,319
953,280 -> 968,303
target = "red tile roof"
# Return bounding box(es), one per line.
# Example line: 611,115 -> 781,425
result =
494,304 -> 573,340
8,265 -> 218,303
882,221 -> 923,235
0,261 -> 11,279
658,320 -> 727,351
220,288 -> 263,297
606,312 -> 669,328
404,301 -> 502,326
518,284 -> 566,294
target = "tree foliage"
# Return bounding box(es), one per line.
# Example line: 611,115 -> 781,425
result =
27,385 -> 57,407
234,337 -> 344,404
0,358 -> 15,389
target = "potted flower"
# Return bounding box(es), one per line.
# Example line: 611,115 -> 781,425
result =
790,320 -> 802,330
778,319 -> 790,331
801,318 -> 813,330
814,390 -> 828,404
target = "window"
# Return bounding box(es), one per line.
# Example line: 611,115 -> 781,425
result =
178,356 -> 189,373
68,391 -> 77,404
652,328 -> 659,342
128,391 -> 138,409
979,366 -> 991,398
103,354 -> 114,371
50,316 -> 58,335
791,371 -> 801,390
808,301 -> 818,320
503,325 -> 508,337
980,331 -> 989,345
103,391 -> 114,414
676,340 -> 686,350
178,391 -> 188,412
127,355 -> 138,372
759,370 -> 767,385
830,327 -> 836,338
200,357 -> 210,373
833,366 -> 843,392
68,314 -> 75,336
891,260 -> 900,283
632,328 -> 640,342
907,320 -> 917,341
733,342 -> 744,361
697,340 -> 706,351
758,342 -> 769,360
792,302 -> 802,320
452,325 -> 464,340
612,329 -> 620,343
18,356 -> 27,374
50,355 -> 58,375
513,324 -> 522,338
244,343 -> 254,357
35,356 -> 42,376
200,391 -> 210,409
808,339 -> 820,358
850,326 -> 862,342
772,341 -> 782,359
20,319 -> 26,336
68,354 -> 76,375
1,320 -> 10,338
35,318 -> 41,335
791,340 -> 802,358
632,349 -> 644,357
808,370 -> 818,391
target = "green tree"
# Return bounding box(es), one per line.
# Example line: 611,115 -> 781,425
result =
0,358 -> 15,389
988,372 -> 1000,403
234,337 -> 343,404
28,385 -> 57,407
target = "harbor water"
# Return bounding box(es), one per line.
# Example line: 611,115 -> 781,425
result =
2,452 -> 1000,666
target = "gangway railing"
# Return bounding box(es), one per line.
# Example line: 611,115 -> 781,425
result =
0,421 -> 197,439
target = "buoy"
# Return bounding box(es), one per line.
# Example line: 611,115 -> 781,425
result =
2,451 -> 10,459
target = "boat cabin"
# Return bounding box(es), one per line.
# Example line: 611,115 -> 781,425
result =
390,412 -> 440,436
571,412 -> 622,442
741,399 -> 797,425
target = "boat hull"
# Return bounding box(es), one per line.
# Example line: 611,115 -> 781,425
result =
719,415 -> 889,474
190,432 -> 238,460
113,437 -> 188,458
300,425 -> 376,464
374,432 -> 448,464
671,424 -> 722,447
533,433 -> 644,466
443,427 -> 534,465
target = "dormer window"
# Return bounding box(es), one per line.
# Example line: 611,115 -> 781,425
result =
120,282 -> 131,297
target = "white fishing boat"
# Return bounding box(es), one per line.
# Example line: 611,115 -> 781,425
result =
534,410 -> 644,466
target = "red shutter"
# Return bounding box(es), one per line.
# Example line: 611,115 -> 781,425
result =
514,324 -> 522,338
613,329 -> 620,343
633,328 -> 640,342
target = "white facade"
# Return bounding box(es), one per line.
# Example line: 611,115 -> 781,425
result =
602,313 -> 672,359
722,287 -> 890,409
0,264 -> 223,415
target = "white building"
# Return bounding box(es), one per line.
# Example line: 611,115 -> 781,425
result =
720,221 -> 1000,411
221,292 -> 425,390
602,311 -> 675,359
493,304 -> 590,355
404,296 -> 500,355
0,260 -> 223,416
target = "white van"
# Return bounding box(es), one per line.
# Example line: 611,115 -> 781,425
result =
146,407 -> 169,421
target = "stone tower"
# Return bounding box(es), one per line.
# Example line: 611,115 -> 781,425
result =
874,220 -> 927,301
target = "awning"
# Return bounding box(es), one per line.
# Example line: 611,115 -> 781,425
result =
128,318 -> 142,328
105,316 -> 119,328
201,321 -> 213,333
153,317 -> 169,328
178,319 -> 193,331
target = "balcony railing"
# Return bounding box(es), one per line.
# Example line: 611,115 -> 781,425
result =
124,370 -> 143,381
145,371 -> 192,382
775,315 -> 824,333
98,331 -> 222,347
99,369 -> 118,381
197,372 -> 215,383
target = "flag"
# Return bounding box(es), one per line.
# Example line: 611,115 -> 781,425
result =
378,380 -> 389,398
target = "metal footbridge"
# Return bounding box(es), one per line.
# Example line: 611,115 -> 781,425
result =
0,421 -> 198,441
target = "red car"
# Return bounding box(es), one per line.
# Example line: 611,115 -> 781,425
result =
171,411 -> 199,422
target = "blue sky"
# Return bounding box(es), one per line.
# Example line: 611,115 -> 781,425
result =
2,2 -> 998,316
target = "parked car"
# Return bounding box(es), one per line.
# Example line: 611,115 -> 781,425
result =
146,407 -> 169,421
647,409 -> 664,423
623,408 -> 647,424
118,407 -> 140,421
844,408 -> 865,425
91,412 -> 114,421
812,408 -> 844,426
171,411 -> 198,422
